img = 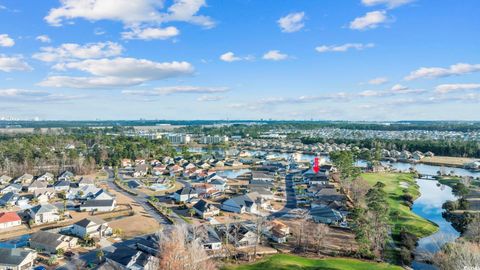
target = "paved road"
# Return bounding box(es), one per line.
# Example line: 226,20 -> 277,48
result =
104,168 -> 171,225
267,172 -> 297,219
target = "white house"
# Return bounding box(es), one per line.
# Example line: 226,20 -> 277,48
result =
221,193 -> 258,214
0,212 -> 22,229
27,204 -> 60,224
79,199 -> 116,212
71,217 -> 112,239
0,248 -> 37,270
173,187 -> 198,203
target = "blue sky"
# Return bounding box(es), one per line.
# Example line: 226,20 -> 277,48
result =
0,0 -> 479,120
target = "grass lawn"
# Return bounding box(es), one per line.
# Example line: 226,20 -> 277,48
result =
222,254 -> 403,270
361,172 -> 438,238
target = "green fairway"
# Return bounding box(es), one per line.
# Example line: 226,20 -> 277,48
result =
361,172 -> 438,238
223,254 -> 403,270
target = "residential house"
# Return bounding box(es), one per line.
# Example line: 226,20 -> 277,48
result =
53,180 -> 71,192
1,184 -> 22,194
79,177 -> 95,187
173,187 -> 198,203
0,212 -> 22,229
251,171 -> 275,182
33,188 -> 56,204
105,246 -> 159,270
199,226 -> 222,250
27,180 -> 48,193
93,189 -> 114,200
192,199 -> 220,219
80,199 -> 116,212
14,174 -> 34,186
0,248 -> 37,270
133,164 -> 149,177
58,171 -> 75,181
210,179 -> 227,192
71,217 -> 112,239
0,192 -> 18,207
224,224 -> 258,247
121,159 -> 133,168
0,175 -> 12,186
27,203 -> 60,224
29,231 -> 78,254
266,220 -> 290,243
310,205 -> 344,225
221,193 -> 259,214
37,172 -> 54,182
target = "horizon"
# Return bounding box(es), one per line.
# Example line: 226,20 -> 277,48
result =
1,0 -> 479,121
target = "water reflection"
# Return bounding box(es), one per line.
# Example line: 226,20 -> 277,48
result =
412,179 -> 460,270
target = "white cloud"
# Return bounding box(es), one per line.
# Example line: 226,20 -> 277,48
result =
36,35 -> 52,43
197,95 -> 224,102
39,57 -> 194,88
391,84 -> 408,91
0,88 -> 84,102
54,58 -> 193,78
122,86 -> 228,96
45,0 -> 214,29
162,0 -> 215,28
278,12 -> 305,33
45,0 -> 165,26
33,42 -> 123,62
316,43 -> 374,53
263,50 -> 288,61
435,83 -> 480,94
405,63 -> 480,80
349,10 -> 388,30
361,0 -> 414,9
0,34 -> 15,47
220,52 -> 253,62
0,55 -> 32,72
368,77 -> 388,85
122,26 -> 179,40
38,76 -> 143,89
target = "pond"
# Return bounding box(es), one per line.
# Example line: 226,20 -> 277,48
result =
150,183 -> 170,191
216,168 -> 251,179
411,179 -> 460,270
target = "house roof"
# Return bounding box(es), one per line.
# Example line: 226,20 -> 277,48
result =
30,231 -> 70,248
0,212 -> 21,223
81,199 -> 115,208
0,248 -> 34,266
0,192 -> 18,204
310,205 -> 343,221
79,177 -> 94,185
74,216 -> 108,228
175,187 -> 197,195
29,203 -> 57,215
193,199 -> 218,212
29,180 -> 48,189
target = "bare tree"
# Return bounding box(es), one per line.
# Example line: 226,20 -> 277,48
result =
433,240 -> 480,270
464,216 -> 480,244
309,222 -> 330,254
158,224 -> 217,270
348,177 -> 370,206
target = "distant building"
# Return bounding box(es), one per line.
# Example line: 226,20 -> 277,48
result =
165,134 -> 191,144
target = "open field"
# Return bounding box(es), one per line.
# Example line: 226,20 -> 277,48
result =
103,187 -> 162,238
361,173 -> 438,238
420,156 -> 475,167
222,254 -> 403,270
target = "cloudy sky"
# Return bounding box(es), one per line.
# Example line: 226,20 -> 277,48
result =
0,0 -> 479,120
